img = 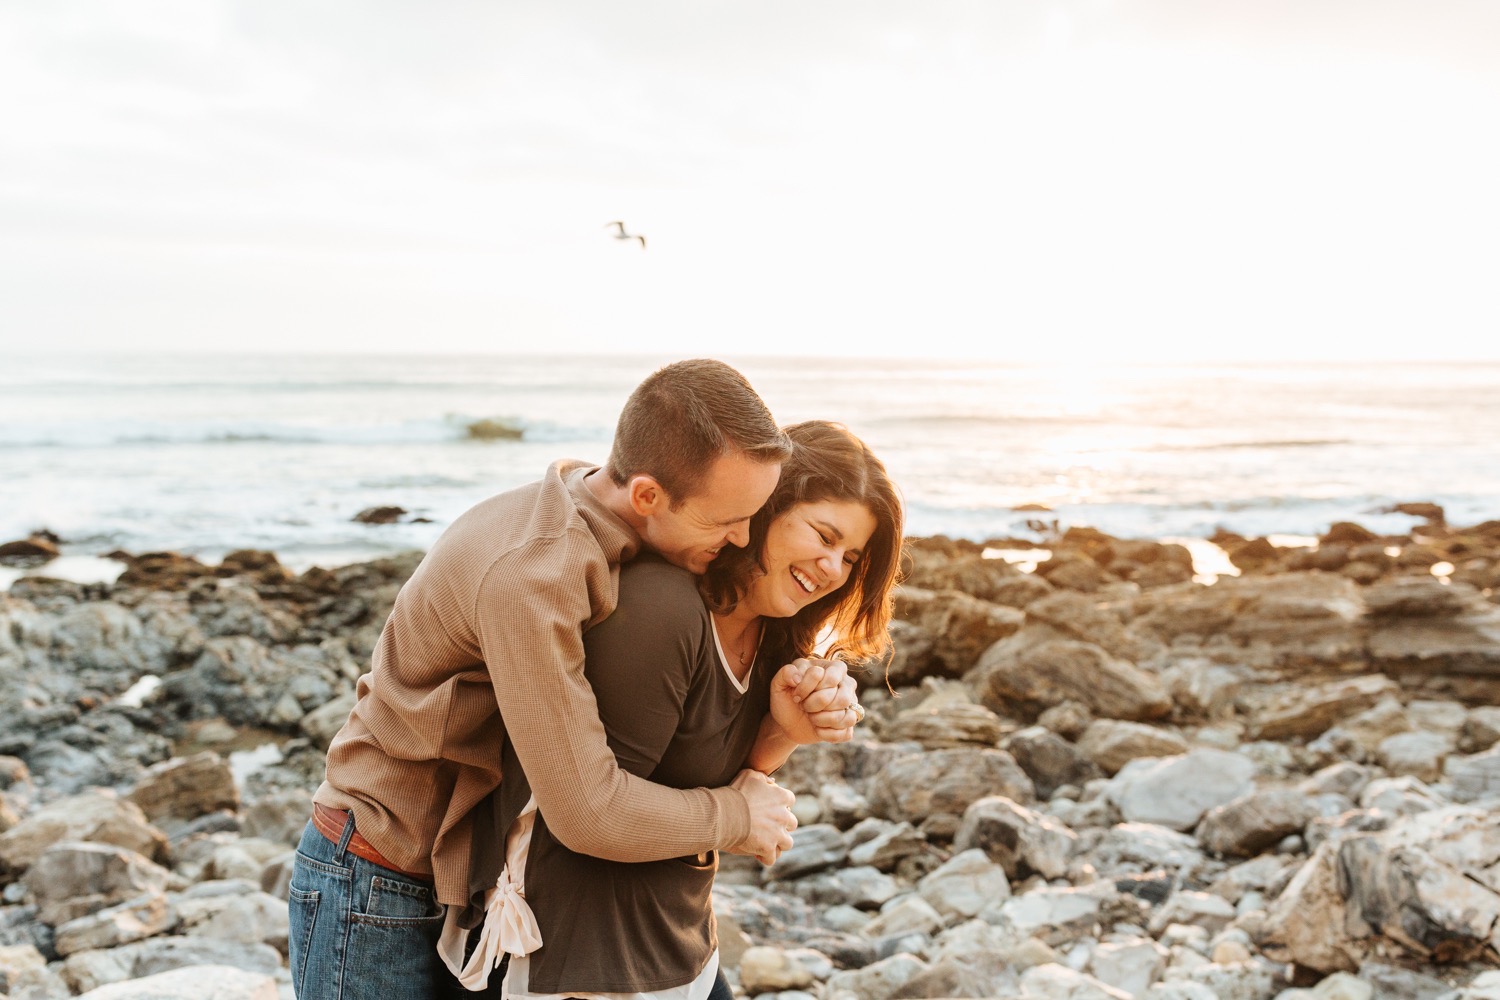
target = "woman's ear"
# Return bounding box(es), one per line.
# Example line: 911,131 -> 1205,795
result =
627,475 -> 666,517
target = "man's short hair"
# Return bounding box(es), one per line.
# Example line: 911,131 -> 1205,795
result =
605,359 -> 791,504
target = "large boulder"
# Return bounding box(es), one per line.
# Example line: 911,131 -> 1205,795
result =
893,586 -> 1026,679
1261,805 -> 1500,972
981,638 -> 1171,722
1104,750 -> 1256,832
1131,572 -> 1366,671
126,753 -> 239,827
869,748 -> 1036,823
74,963 -> 277,1000
0,790 -> 168,876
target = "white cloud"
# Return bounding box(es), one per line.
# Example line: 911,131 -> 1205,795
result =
1,0 -> 1497,360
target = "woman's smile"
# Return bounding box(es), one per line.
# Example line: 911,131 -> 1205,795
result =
748,499 -> 878,618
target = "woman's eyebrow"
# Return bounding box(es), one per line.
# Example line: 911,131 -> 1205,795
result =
811,518 -> 863,553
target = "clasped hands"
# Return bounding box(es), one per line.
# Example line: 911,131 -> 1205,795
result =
732,656 -> 867,865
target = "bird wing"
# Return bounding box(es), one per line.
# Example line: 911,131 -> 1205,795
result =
636,236 -> 646,249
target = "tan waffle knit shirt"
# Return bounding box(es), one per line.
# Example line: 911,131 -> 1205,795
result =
312,460 -> 751,907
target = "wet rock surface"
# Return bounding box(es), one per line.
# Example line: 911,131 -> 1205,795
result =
2,515 -> 1499,998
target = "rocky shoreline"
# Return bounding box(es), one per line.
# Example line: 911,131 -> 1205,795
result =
2,511 -> 1499,1000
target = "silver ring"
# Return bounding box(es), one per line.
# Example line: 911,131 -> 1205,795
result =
851,703 -> 866,723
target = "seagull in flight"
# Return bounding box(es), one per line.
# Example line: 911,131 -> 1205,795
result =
605,220 -> 646,249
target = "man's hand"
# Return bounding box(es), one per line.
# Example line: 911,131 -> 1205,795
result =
726,769 -> 797,865
771,657 -> 864,744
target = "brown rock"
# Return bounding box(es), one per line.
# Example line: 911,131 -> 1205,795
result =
0,790 -> 168,876
1132,572 -> 1366,672
0,535 -> 60,567
1227,537 -> 1282,573
1380,502 -> 1445,523
894,586 -> 1025,677
902,552 -> 1023,604
888,702 -> 1007,750
1076,719 -> 1188,775
1024,591 -> 1146,662
1323,522 -> 1379,546
1248,674 -> 1399,740
126,752 -> 240,824
1036,552 -> 1109,592
1364,577 -> 1477,618
1196,788 -> 1315,857
982,638 -> 1171,722
115,551 -> 215,590
352,506 -> 407,525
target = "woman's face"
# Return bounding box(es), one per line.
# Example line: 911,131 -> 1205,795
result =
744,499 -> 878,620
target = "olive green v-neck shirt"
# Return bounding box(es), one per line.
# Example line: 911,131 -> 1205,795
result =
504,554 -> 775,994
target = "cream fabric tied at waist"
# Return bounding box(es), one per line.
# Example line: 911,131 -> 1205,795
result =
438,795 -> 542,991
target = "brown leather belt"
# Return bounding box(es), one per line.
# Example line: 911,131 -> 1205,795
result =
312,803 -> 433,883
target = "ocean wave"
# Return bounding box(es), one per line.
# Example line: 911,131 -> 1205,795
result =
0,416 -> 616,449
862,412 -> 1112,429
1144,438 -> 1354,452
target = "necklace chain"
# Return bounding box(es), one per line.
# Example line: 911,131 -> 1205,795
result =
733,621 -> 761,666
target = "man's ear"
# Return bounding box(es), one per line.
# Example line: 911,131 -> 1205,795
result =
627,475 -> 667,517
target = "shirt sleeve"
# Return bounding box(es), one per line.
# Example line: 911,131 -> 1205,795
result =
473,532 -> 749,861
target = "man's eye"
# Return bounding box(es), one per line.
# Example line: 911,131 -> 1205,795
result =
817,531 -> 833,546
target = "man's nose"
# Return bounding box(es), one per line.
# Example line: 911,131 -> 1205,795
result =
725,521 -> 750,548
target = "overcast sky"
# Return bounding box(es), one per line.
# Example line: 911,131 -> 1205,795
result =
2,1 -> 1497,362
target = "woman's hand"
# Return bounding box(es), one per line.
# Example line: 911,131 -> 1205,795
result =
770,657 -> 865,745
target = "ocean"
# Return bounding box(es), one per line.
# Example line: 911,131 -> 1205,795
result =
3,353 -> 1498,583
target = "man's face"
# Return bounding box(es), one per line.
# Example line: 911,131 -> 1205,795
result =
638,451 -> 781,574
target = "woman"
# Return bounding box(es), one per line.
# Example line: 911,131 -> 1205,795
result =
444,420 -> 904,998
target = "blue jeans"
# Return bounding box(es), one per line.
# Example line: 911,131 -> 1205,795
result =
288,816 -> 447,1000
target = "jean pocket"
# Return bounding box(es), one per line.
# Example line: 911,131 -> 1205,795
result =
354,875 -> 444,925
288,886 -> 321,996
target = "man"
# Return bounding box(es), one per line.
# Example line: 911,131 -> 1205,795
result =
289,359 -> 853,1000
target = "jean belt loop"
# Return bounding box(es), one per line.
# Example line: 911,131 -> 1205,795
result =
333,811 -> 357,865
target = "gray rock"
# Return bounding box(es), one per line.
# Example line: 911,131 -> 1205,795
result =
1019,962 -> 1132,999
764,824 -> 847,882
73,963 -> 277,1000
59,938 -> 280,995
917,848 -> 1010,920
1076,719 -> 1188,776
886,702 -> 1005,750
823,951 -> 928,1000
1445,745 -> 1500,804
1087,937 -> 1169,998
0,791 -> 167,877
1196,789 -> 1317,858
860,895 -> 943,940
785,866 -> 900,911
954,795 -> 1077,879
24,843 -> 172,926
1377,731 -> 1455,782
870,748 -> 1035,823
1105,750 -> 1257,832
983,638 -> 1171,722
1005,725 -> 1104,796
846,821 -> 926,872
54,894 -> 175,957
